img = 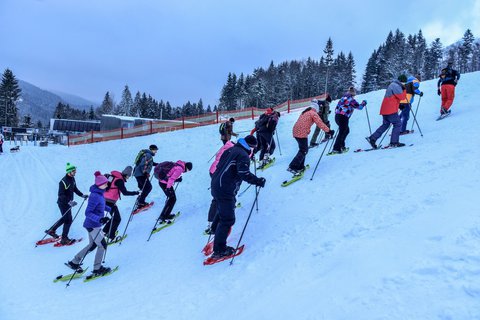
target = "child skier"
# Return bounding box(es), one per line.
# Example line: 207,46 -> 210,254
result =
154,161 -> 193,222
66,171 -> 112,276
331,87 -> 366,154
133,145 -> 159,209
45,163 -> 88,245
310,94 -> 333,147
103,166 -> 140,242
288,101 -> 333,174
250,108 -> 279,168
398,75 -> 423,134
366,77 -> 407,149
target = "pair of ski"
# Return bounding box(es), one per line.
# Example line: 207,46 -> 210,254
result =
35,237 -> 83,247
436,112 -> 451,121
354,144 -> 413,153
326,147 -> 350,156
151,212 -> 181,235
202,238 -> 245,265
54,265 -> 119,283
281,165 -> 310,187
132,201 -> 154,215
256,158 -> 275,170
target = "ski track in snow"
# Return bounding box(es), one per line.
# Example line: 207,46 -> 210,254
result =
1,72 -> 480,320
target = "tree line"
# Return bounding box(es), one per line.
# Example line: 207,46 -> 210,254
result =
362,29 -> 479,92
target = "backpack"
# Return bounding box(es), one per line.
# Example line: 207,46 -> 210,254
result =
134,150 -> 147,166
154,161 -> 177,180
255,114 -> 269,130
219,122 -> 227,135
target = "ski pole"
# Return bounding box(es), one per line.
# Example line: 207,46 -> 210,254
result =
66,228 -> 104,288
36,198 -> 86,247
275,131 -> 282,156
378,124 -> 392,146
327,130 -> 338,154
238,184 -> 252,197
230,187 -> 261,266
410,96 -> 422,132
408,99 -> 424,137
310,133 -> 335,181
253,156 -> 259,213
119,177 -> 149,245
207,152 -> 216,163
365,104 -> 372,136
102,206 -> 116,263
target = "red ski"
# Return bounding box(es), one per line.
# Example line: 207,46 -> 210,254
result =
36,237 -> 60,246
132,202 -> 154,215
203,245 -> 245,265
53,238 -> 83,247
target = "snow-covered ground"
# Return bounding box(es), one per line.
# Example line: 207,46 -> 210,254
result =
1,73 -> 479,320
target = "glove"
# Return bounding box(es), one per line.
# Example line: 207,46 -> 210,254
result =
145,173 -> 150,178
176,176 -> 183,183
82,194 -> 89,199
419,91 -> 424,97
100,217 -> 110,225
361,100 -> 367,106
328,129 -> 335,137
437,89 -> 441,96
68,200 -> 77,207
399,104 -> 405,111
256,177 -> 266,188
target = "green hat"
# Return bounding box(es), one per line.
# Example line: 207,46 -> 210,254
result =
66,162 -> 76,173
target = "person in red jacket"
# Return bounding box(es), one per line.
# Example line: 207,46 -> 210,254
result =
288,101 -> 334,175
366,77 -> 407,149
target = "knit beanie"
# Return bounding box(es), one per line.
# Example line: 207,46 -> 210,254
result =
185,162 -> 193,172
66,162 -> 76,173
244,135 -> 258,148
229,117 -> 235,123
122,166 -> 133,178
397,74 -> 407,83
94,171 -> 108,186
149,144 -> 158,151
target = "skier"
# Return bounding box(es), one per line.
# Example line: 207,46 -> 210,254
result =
154,161 -> 193,222
66,171 -> 112,276
437,60 -> 460,116
133,145 -> 159,209
398,75 -> 423,134
103,166 -> 140,242
45,163 -> 88,245
310,94 -> 333,147
210,135 -> 266,259
0,132 -> 3,153
250,108 -> 279,167
331,87 -> 367,154
220,117 -> 238,145
288,101 -> 333,174
366,77 -> 407,149
205,140 -> 235,234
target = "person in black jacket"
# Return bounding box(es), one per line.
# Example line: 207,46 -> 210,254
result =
210,135 -> 266,259
251,108 -> 280,168
45,163 -> 88,245
103,166 -> 140,241
133,145 -> 159,208
437,60 -> 460,116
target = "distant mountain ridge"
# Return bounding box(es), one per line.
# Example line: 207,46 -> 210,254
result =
16,79 -> 97,126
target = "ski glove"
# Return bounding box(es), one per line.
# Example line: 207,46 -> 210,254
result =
256,177 -> 266,188
328,129 -> 335,137
82,194 -> 89,199
176,176 -> 183,183
134,191 -> 140,195
100,217 -> 110,225
68,200 -> 77,207
419,91 -> 424,97
437,89 -> 441,96
361,100 -> 367,106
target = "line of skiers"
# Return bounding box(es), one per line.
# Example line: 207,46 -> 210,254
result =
44,60 -> 461,271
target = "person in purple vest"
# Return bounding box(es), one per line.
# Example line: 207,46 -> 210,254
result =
102,166 -> 140,242
66,171 -> 112,276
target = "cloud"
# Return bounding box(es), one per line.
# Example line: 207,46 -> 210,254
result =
423,21 -> 465,45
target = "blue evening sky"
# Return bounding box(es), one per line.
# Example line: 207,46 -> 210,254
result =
1,0 -> 479,107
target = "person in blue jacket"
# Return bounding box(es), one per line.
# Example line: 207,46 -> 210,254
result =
66,171 -> 112,276
398,75 -> 423,134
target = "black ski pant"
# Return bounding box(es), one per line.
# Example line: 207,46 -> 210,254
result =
213,197 -> 236,253
333,113 -> 350,152
257,131 -> 275,160
135,175 -> 152,205
159,182 -> 176,219
103,200 -> 121,240
208,198 -> 217,223
288,137 -> 308,171
51,202 -> 73,238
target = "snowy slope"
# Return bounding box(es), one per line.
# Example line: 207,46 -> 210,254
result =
1,72 -> 479,320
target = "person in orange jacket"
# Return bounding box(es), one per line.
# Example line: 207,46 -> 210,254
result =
366,77 -> 407,149
288,100 -> 334,175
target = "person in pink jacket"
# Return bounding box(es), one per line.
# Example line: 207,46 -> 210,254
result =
154,160 -> 193,221
205,141 -> 235,234
288,101 -> 334,175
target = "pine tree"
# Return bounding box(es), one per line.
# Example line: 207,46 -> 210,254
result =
0,68 -> 21,127
323,38 -> 334,94
459,29 -> 475,73
116,85 -> 133,116
97,92 -> 114,117
423,38 -> 443,80
36,120 -> 43,129
88,106 -> 96,120
131,91 -> 142,117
